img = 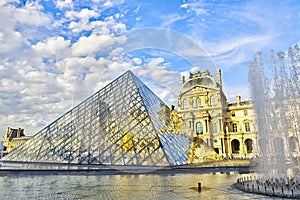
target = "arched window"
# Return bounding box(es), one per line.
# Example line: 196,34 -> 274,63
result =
210,95 -> 215,106
196,122 -> 203,135
196,97 -> 201,108
231,112 -> 235,117
231,139 -> 240,153
244,110 -> 248,116
244,139 -> 253,153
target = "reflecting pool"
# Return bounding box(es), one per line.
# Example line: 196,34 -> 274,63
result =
0,172 -> 283,199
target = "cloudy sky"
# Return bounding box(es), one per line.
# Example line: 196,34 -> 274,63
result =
1,0 -> 299,137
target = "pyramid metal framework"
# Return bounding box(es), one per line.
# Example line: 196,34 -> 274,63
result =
4,70 -> 191,166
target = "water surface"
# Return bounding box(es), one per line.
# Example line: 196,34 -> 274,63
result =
0,172 -> 282,199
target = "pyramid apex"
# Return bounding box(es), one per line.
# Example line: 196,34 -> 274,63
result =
127,69 -> 134,75
126,70 -> 138,79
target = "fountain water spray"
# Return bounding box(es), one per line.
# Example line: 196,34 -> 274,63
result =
249,45 -> 300,180
238,45 -> 300,198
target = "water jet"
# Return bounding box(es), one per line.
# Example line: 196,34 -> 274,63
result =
236,45 -> 300,198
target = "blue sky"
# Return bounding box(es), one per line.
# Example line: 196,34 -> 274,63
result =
0,0 -> 300,136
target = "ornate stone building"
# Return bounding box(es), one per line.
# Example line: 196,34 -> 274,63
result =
1,127 -> 31,156
177,69 -> 257,159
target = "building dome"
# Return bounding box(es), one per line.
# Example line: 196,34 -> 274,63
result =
180,76 -> 217,94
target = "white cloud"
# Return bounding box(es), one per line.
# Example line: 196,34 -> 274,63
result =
103,0 -> 113,7
132,57 -> 142,65
180,1 -> 207,15
32,36 -> 71,57
56,0 -> 73,9
0,2 -> 51,56
65,8 -> 99,20
180,4 -> 189,9
65,9 -> 126,34
148,57 -> 164,66
14,2 -> 50,26
130,57 -> 180,105
206,34 -> 273,69
0,2 -> 167,138
71,34 -> 112,56
0,0 -> 15,6
100,0 -> 125,8
210,35 -> 272,57
109,47 -> 124,59
0,59 -> 72,135
0,2 -> 130,136
0,30 -> 22,54
65,8 -> 102,32
71,30 -> 127,56
69,20 -> 102,33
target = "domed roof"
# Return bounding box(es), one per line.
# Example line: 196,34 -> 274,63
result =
180,76 -> 217,94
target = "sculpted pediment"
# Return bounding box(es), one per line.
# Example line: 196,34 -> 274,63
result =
196,86 -> 202,91
192,86 -> 205,93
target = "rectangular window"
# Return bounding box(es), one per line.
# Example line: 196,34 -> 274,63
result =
196,97 -> 201,108
183,99 -> 188,109
245,122 -> 250,132
212,123 -> 217,133
232,123 -> 237,132
210,95 -> 215,106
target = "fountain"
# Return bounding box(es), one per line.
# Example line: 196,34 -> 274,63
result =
235,45 -> 300,198
0,141 -> 3,166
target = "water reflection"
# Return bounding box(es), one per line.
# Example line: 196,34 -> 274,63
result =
0,173 -> 279,199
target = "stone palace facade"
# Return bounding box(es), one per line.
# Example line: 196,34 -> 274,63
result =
177,69 -> 257,159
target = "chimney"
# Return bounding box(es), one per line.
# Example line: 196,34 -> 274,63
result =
17,128 -> 21,138
169,104 -> 175,111
180,75 -> 185,86
5,127 -> 10,137
236,95 -> 241,105
216,69 -> 222,86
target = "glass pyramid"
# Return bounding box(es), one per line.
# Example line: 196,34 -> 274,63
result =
4,70 -> 191,166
